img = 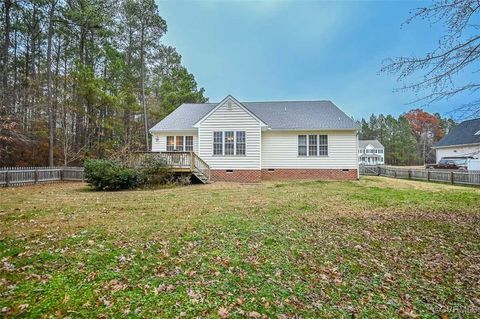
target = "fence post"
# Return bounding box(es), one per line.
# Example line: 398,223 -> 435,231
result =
60,168 -> 64,181
450,171 -> 454,184
427,170 -> 430,182
5,171 -> 9,187
34,169 -> 38,184
408,169 -> 412,180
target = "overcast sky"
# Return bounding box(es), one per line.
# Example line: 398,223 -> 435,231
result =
157,0 -> 472,120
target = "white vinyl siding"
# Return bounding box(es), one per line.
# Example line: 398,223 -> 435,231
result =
198,98 -> 261,169
436,144 -> 480,162
262,130 -> 358,169
151,131 -> 198,153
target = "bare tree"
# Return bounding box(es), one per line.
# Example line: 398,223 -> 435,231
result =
381,0 -> 480,119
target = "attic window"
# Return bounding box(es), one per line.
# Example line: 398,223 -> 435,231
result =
475,130 -> 480,136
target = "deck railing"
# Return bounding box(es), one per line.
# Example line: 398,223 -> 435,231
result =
130,152 -> 210,180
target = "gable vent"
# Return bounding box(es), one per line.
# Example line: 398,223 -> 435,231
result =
227,101 -> 233,109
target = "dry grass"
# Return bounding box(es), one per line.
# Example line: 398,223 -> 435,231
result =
1,177 -> 480,318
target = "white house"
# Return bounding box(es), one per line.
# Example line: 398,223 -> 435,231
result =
358,140 -> 385,165
432,118 -> 480,162
149,95 -> 359,183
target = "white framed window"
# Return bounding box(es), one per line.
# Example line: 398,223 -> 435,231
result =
298,135 -> 307,156
166,136 -> 175,151
213,131 -> 246,156
319,135 -> 328,156
298,134 -> 328,156
175,136 -> 184,151
185,136 -> 193,151
236,131 -> 246,155
166,136 -> 193,152
308,135 -> 318,156
225,131 -> 235,155
213,132 -> 223,155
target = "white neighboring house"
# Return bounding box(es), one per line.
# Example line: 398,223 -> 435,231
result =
358,140 -> 385,165
149,95 -> 359,183
432,118 -> 480,162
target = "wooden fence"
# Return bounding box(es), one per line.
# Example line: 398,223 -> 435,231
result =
359,165 -> 480,186
0,167 -> 84,187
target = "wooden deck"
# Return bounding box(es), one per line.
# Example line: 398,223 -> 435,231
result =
130,152 -> 211,183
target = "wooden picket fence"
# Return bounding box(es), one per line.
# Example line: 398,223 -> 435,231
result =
360,165 -> 480,186
0,166 -> 84,187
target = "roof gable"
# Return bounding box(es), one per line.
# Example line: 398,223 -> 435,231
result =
434,118 -> 480,148
193,95 -> 267,128
359,140 -> 384,149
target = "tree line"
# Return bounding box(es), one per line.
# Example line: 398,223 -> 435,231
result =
0,0 -> 207,167
358,109 -> 456,166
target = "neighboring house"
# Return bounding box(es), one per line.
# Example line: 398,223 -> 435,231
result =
150,95 -> 359,182
358,140 -> 385,165
432,118 -> 480,162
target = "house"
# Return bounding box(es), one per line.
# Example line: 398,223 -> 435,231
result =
432,118 -> 480,162
358,140 -> 385,165
149,95 -> 359,183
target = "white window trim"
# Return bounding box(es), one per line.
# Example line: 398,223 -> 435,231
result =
298,134 -> 328,157
213,131 -> 247,156
166,136 -> 193,152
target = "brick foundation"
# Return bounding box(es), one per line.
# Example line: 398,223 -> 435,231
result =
210,168 -> 358,182
210,169 -> 262,183
261,168 -> 358,181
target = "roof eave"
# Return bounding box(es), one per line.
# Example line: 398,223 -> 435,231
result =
267,127 -> 358,131
432,142 -> 480,149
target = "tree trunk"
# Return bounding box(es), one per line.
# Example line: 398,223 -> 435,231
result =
1,0 -> 12,112
47,0 -> 57,166
140,26 -> 149,151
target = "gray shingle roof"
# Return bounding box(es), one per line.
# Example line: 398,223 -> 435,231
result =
359,140 -> 384,149
150,100 -> 358,132
433,118 -> 480,148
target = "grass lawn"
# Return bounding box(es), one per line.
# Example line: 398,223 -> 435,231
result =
1,177 -> 480,318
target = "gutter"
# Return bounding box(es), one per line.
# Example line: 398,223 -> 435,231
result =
432,142 -> 480,149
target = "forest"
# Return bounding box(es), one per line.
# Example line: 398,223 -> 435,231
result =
0,1 -> 461,167
0,0 -> 207,167
358,109 -> 456,165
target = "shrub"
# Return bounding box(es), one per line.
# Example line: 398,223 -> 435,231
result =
84,159 -> 144,191
140,156 -> 174,186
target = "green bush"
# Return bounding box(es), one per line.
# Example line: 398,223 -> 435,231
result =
141,156 -> 174,186
84,159 -> 144,191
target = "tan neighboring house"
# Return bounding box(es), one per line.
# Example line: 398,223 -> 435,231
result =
149,95 -> 359,183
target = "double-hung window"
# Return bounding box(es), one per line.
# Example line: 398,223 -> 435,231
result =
213,132 -> 223,155
213,131 -> 246,156
318,135 -> 328,156
298,134 -> 328,156
236,131 -> 246,155
298,135 -> 307,156
175,136 -> 184,151
166,136 -> 193,152
185,136 -> 193,151
308,135 -> 318,156
166,136 -> 175,151
224,131 -> 235,155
